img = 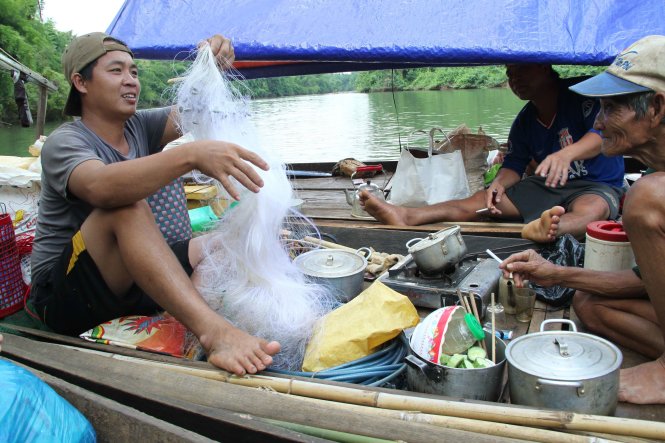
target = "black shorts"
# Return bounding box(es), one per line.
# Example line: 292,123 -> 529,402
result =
504,176 -> 625,223
30,231 -> 193,336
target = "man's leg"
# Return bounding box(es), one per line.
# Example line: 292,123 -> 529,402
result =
521,193 -> 610,243
618,173 -> 665,404
573,291 -> 663,359
359,189 -> 521,226
81,201 -> 280,376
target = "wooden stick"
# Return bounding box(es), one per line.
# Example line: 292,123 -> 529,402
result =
467,292 -> 487,352
491,292 -> 496,364
303,235 -> 363,254
456,288 -> 468,312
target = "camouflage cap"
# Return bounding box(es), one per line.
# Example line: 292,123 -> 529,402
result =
62,32 -> 133,116
570,35 -> 665,97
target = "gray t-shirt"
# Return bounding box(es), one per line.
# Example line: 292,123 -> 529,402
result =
31,108 -> 170,282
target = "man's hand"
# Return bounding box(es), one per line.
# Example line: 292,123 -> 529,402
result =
193,140 -> 269,201
199,34 -> 235,69
486,183 -> 505,215
535,150 -> 573,187
499,249 -> 561,288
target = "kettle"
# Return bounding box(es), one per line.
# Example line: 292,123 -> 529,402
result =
344,180 -> 385,219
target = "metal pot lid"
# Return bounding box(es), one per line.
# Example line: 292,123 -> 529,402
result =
506,331 -> 622,380
407,226 -> 460,253
294,249 -> 366,278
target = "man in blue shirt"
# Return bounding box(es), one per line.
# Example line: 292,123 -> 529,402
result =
360,65 -> 625,243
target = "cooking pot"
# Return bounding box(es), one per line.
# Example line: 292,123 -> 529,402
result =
293,247 -> 370,302
405,334 -> 507,401
505,319 -> 622,415
406,225 -> 467,274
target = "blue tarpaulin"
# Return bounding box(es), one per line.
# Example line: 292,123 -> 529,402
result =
107,0 -> 665,78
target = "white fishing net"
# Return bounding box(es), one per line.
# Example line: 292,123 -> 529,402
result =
175,45 -> 337,370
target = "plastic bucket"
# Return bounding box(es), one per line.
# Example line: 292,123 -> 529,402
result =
584,221 -> 635,272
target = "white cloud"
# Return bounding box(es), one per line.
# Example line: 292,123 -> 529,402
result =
42,0 -> 126,35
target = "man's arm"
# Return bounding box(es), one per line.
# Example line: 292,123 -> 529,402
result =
68,140 -> 268,208
500,249 -> 646,298
535,131 -> 602,187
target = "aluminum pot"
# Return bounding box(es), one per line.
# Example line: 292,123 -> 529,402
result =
406,225 -> 467,274
405,334 -> 507,401
505,319 -> 622,415
293,247 -> 370,302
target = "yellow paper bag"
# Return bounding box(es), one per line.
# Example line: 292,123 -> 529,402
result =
302,280 -> 419,372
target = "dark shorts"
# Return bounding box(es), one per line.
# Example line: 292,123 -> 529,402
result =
30,231 -> 193,336
504,176 -> 625,223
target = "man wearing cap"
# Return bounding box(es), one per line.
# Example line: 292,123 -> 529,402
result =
29,32 -> 280,376
501,35 -> 665,404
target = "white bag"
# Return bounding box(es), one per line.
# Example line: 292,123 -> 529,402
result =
388,129 -> 471,207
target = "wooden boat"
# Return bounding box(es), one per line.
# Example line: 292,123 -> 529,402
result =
2,217 -> 665,441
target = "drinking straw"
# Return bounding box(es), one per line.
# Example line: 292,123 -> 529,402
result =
491,292 -> 496,364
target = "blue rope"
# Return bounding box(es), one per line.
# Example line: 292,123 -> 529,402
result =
269,334 -> 408,387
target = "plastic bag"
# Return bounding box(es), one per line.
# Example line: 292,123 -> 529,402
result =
388,129 -> 471,207
0,359 -> 96,443
531,234 -> 585,307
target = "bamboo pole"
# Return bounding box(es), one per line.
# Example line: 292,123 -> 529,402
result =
491,292 -> 496,364
89,351 -> 665,441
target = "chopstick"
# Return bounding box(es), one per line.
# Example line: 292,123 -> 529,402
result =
467,292 -> 487,353
491,292 -> 496,364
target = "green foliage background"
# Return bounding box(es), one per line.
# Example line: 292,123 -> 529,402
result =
1,0 -> 604,126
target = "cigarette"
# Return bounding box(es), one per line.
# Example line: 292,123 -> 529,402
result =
475,208 -> 490,213
485,249 -> 503,264
487,249 -> 514,279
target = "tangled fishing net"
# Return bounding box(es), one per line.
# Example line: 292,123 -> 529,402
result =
175,45 -> 337,370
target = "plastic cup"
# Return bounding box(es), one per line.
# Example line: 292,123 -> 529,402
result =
514,288 -> 536,323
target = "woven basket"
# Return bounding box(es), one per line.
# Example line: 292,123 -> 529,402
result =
0,212 -> 26,318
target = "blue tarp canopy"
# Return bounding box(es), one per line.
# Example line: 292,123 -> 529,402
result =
107,0 -> 665,79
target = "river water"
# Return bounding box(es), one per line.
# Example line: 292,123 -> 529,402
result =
0,88 -> 523,163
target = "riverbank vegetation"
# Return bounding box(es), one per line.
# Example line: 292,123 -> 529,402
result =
1,0 -> 605,125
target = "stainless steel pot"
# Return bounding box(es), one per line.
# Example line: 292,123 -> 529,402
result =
406,225 -> 467,274
293,247 -> 370,302
405,334 -> 507,401
505,319 -> 622,415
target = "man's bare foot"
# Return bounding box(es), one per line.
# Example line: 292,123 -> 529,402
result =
521,206 -> 565,243
359,190 -> 411,225
619,357 -> 665,404
201,320 -> 281,376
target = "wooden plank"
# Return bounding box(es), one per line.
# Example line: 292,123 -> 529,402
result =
2,335 -> 509,443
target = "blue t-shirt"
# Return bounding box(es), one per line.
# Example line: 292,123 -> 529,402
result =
502,77 -> 625,188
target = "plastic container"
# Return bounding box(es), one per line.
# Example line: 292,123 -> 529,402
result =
188,205 -> 219,232
410,306 -> 486,363
584,221 -> 635,272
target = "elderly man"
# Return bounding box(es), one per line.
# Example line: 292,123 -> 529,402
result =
501,35 -> 665,405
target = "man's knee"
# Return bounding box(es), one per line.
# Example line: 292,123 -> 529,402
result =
572,290 -> 600,328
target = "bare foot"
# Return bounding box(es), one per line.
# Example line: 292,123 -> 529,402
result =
201,320 -> 281,376
619,357 -> 665,404
521,206 -> 565,243
359,190 -> 411,225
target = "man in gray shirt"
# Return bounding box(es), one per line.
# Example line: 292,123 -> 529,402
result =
30,32 -> 280,376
